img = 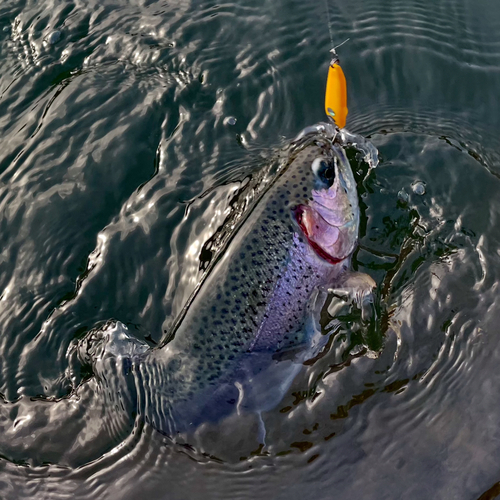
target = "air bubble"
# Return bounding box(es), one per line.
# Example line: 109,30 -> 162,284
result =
46,30 -> 61,44
224,116 -> 237,126
412,181 -> 426,195
398,189 -> 409,203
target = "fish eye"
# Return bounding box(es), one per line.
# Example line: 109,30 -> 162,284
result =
311,157 -> 336,187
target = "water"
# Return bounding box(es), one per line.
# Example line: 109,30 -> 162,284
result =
1,0 -> 500,498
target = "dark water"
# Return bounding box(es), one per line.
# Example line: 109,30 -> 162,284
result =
1,0 -> 500,498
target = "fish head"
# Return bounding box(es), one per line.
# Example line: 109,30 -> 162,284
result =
293,142 -> 359,264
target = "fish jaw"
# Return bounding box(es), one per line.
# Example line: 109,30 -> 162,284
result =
294,144 -> 359,263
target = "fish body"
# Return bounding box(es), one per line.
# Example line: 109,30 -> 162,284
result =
134,129 -> 374,435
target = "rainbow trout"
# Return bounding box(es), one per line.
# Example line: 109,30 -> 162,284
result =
0,123 -> 378,465
137,124 -> 378,437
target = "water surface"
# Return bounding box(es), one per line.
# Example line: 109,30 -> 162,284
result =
1,0 -> 500,498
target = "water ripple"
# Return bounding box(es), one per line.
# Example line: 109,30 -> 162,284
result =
1,0 -> 500,497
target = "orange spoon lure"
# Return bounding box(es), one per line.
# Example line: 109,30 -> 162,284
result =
324,50 -> 348,128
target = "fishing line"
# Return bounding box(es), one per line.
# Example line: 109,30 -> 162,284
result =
322,0 -> 350,55
322,0 -> 351,127
331,37 -> 350,55
324,0 -> 335,49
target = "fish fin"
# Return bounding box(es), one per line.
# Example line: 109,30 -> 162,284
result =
299,272 -> 377,361
235,351 -> 303,414
298,287 -> 333,361
167,381 -> 240,435
327,271 -> 376,322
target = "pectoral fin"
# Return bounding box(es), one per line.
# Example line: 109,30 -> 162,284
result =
327,271 -> 377,322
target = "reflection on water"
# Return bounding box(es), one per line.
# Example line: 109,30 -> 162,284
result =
2,0 -> 500,498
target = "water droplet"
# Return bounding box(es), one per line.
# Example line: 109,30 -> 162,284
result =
236,133 -> 247,148
47,30 -> 61,45
412,181 -> 426,195
224,116 -> 237,126
398,188 -> 409,203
